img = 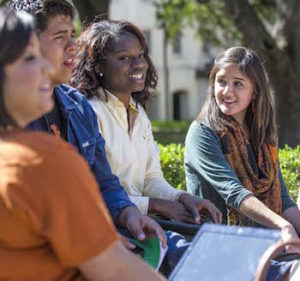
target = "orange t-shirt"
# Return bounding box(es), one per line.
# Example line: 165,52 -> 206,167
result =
0,130 -> 118,280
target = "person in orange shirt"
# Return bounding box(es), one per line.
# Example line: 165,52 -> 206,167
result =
0,8 -> 165,281
7,0 -> 166,248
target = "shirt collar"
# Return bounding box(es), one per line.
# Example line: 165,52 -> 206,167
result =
97,87 -> 139,113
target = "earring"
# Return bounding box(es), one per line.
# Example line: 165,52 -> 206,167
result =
99,72 -> 103,77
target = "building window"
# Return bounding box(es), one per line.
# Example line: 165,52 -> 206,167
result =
143,30 -> 151,53
173,91 -> 188,120
173,32 -> 182,55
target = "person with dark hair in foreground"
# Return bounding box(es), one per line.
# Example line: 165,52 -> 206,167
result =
7,0 -> 166,247
0,7 -> 165,280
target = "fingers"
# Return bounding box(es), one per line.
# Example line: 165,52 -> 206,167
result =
187,204 -> 201,223
183,216 -> 201,224
154,225 -> 167,248
141,216 -> 167,248
126,218 -> 146,241
119,235 -> 136,250
200,200 -> 222,224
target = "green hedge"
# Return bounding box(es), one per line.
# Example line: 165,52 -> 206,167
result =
279,145 -> 300,202
159,144 -> 300,202
152,120 -> 191,145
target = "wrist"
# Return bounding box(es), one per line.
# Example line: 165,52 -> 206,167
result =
178,193 -> 189,205
281,223 -> 294,232
117,206 -> 138,227
148,198 -> 167,215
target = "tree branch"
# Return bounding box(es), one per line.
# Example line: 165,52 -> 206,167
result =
223,0 -> 276,52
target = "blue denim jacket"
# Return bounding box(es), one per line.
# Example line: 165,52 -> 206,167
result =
28,84 -> 135,223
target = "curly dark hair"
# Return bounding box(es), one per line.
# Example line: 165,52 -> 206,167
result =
0,8 -> 35,128
6,0 -> 75,33
71,19 -> 158,107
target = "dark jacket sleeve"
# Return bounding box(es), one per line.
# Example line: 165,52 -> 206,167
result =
56,85 -> 136,225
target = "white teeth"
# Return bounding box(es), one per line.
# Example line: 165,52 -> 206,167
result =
129,74 -> 143,79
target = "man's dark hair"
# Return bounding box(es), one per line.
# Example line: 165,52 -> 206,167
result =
7,0 -> 75,33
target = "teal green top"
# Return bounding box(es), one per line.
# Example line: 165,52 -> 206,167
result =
184,121 -> 295,224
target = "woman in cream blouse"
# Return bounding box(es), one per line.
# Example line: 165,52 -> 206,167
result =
71,19 -> 221,225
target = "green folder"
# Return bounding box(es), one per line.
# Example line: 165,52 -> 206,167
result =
130,237 -> 168,271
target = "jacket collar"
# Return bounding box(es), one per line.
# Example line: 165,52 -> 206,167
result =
54,84 -> 79,111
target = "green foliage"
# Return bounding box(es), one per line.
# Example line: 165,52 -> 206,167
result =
159,143 -> 300,203
155,0 -> 277,46
158,143 -> 186,190
155,0 -> 241,46
279,145 -> 300,202
74,18 -> 82,38
152,120 -> 191,145
152,120 -> 191,131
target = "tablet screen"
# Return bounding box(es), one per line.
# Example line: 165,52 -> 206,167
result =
170,224 -> 281,281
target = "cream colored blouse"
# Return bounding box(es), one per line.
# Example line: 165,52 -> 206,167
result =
88,89 -> 184,214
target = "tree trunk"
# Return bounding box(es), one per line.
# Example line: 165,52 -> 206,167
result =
224,0 -> 300,146
73,0 -> 109,24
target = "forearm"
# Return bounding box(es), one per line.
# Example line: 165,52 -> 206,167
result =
79,241 -> 165,281
144,176 -> 183,201
239,195 -> 292,229
282,206 -> 300,236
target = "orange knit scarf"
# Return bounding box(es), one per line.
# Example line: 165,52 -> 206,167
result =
218,118 -> 282,226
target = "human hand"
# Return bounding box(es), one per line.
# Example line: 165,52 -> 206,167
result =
178,193 -> 222,224
281,224 -> 300,253
117,206 -> 167,248
119,235 -> 136,250
150,198 -> 198,223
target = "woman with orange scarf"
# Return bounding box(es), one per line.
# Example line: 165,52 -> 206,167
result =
185,46 -> 300,245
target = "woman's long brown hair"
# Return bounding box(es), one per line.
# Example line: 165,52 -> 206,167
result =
198,46 -> 277,147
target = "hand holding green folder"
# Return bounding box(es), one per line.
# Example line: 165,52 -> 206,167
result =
130,237 -> 168,271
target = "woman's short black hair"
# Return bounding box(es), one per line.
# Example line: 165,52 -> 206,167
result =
0,8 -> 35,128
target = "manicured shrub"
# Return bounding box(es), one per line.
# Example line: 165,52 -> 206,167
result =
159,143 -> 300,202
279,145 -> 300,202
158,143 -> 186,190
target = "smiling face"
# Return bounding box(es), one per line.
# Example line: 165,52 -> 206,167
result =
39,14 -> 75,88
3,33 -> 53,127
214,65 -> 254,125
100,31 -> 148,102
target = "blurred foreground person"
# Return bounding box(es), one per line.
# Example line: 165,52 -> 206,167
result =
7,0 -> 166,246
0,8 -> 165,281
